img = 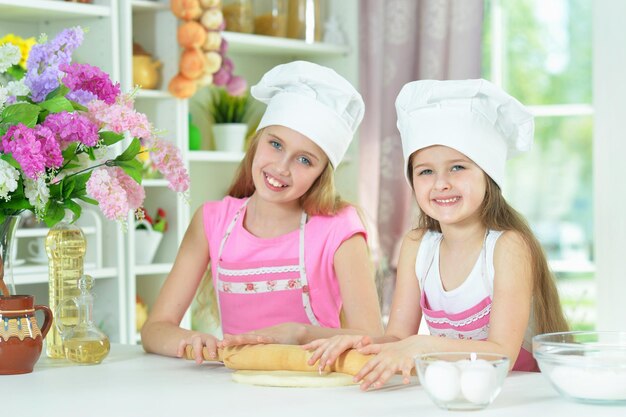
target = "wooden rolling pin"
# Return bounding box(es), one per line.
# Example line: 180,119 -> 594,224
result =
184,343 -> 372,376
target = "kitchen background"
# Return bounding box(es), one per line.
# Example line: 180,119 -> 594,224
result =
2,0 -> 623,345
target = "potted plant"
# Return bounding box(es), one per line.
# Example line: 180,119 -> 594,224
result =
209,87 -> 252,152
134,207 -> 167,265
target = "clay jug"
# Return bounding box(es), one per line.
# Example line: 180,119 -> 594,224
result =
0,295 -> 52,374
133,55 -> 162,90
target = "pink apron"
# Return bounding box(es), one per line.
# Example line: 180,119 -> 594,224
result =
419,231 -> 538,372
215,198 -> 320,335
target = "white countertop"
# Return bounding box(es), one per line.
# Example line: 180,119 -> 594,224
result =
3,344 -> 624,416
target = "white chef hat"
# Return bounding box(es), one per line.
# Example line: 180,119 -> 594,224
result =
251,61 -> 365,167
395,78 -> 534,189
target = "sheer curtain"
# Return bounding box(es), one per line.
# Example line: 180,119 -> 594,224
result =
358,0 -> 484,315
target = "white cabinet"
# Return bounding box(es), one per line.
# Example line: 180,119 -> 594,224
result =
1,0 -> 127,343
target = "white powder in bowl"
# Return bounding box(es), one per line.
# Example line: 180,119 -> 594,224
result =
549,366 -> 626,400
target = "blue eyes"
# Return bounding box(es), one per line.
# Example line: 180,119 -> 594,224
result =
417,165 -> 465,176
298,156 -> 312,166
268,139 -> 312,166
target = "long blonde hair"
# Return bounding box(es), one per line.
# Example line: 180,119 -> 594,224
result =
408,165 -> 569,335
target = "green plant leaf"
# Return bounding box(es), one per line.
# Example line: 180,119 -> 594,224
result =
45,85 -> 70,100
1,103 -> 41,127
0,153 -> 20,169
39,96 -> 74,113
62,142 -> 79,164
116,159 -> 143,183
78,195 -> 98,205
115,138 -> 141,161
63,199 -> 82,221
100,131 -> 125,146
70,100 -> 88,112
43,202 -> 65,227
6,65 -> 25,80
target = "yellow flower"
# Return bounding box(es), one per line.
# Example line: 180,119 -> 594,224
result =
0,33 -> 36,69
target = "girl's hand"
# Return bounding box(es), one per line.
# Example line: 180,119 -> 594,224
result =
219,323 -> 306,348
302,335 -> 373,371
354,338 -> 418,390
176,334 -> 220,364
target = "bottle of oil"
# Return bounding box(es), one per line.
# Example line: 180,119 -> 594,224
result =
45,215 -> 86,358
56,274 -> 110,364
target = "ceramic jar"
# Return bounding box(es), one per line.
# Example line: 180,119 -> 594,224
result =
0,295 -> 52,375
132,55 -> 162,90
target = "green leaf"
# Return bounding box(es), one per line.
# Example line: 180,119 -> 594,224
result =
39,96 -> 74,114
1,103 -> 41,127
86,146 -> 96,161
6,65 -> 25,80
78,195 -> 98,205
0,153 -> 20,169
43,202 -> 65,227
100,131 -> 125,146
116,159 -> 143,183
45,85 -> 70,100
115,138 -> 141,162
70,100 -> 88,112
62,142 -> 79,164
63,199 -> 82,221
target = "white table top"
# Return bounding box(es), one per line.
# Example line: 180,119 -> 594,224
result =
3,344 -> 624,416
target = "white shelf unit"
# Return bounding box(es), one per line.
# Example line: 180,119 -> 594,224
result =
0,0 -> 127,344
189,0 -> 361,210
118,0 -> 191,343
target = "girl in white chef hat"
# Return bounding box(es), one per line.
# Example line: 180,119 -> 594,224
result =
141,61 -> 383,362
305,79 -> 568,390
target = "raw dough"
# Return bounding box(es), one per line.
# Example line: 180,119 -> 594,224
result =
232,370 -> 357,388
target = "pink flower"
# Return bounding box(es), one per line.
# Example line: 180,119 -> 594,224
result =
245,283 -> 256,292
226,76 -> 247,97
43,111 -> 100,148
0,123 -> 62,179
61,63 -> 121,105
148,137 -> 189,192
88,94 -> 152,140
86,166 -> 145,221
287,279 -> 300,289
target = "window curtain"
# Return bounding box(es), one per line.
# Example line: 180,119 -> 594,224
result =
358,0 -> 484,315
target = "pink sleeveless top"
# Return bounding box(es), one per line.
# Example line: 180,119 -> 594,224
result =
203,197 -> 367,335
416,230 -> 538,372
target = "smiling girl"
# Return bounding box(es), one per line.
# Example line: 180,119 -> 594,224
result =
141,61 -> 383,362
305,79 -> 569,390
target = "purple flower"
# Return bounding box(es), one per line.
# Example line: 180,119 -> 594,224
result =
226,76 -> 247,97
25,27 -> 84,102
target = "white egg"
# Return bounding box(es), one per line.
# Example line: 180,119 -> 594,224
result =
460,359 -> 497,404
423,361 -> 461,402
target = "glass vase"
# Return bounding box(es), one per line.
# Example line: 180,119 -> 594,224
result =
45,217 -> 87,358
0,215 -> 21,298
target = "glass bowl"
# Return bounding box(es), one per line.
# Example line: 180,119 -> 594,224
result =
533,331 -> 626,404
415,352 -> 510,411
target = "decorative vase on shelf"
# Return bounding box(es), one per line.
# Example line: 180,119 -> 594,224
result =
212,123 -> 248,152
45,216 -> 87,359
0,215 -> 20,297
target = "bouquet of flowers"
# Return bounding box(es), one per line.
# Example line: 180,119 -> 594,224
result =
0,27 -> 189,227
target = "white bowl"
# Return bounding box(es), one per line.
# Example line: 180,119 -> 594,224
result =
415,352 -> 509,411
533,331 -> 626,404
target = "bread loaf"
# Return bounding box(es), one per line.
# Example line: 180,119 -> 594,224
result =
184,344 -> 371,376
